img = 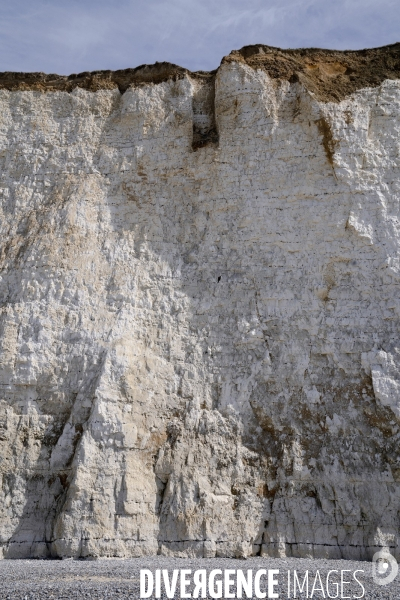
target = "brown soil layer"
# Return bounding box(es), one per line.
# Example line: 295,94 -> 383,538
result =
225,43 -> 400,101
1,43 -> 400,101
0,62 -> 214,94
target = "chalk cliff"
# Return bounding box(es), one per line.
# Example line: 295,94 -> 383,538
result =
0,44 -> 400,559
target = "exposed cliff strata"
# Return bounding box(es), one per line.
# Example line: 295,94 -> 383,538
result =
0,45 -> 400,560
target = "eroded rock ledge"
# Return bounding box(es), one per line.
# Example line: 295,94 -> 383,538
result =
0,45 -> 400,560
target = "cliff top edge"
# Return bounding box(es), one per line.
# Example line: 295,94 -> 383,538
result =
1,43 -> 400,102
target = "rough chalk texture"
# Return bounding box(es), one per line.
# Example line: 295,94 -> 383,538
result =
0,45 -> 400,560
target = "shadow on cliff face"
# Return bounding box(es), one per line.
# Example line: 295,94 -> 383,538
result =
0,173 -> 113,557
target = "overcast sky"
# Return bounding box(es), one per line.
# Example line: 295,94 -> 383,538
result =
1,0 -> 399,75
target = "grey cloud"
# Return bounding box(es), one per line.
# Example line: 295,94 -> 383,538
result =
0,0 -> 399,74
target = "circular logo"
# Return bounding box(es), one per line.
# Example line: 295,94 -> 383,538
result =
372,550 -> 398,586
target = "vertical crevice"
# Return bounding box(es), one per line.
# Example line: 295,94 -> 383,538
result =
191,74 -> 219,150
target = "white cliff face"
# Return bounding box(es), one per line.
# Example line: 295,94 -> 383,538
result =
0,57 -> 400,560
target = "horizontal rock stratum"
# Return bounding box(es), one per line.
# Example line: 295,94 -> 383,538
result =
0,44 -> 400,560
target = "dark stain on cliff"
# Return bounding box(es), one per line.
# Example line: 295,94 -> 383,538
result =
316,117 -> 336,165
